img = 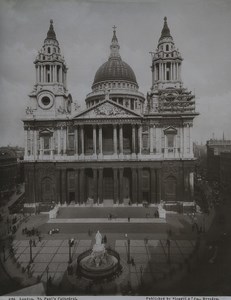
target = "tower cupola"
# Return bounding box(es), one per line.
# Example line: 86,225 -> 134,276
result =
150,17 -> 183,90
26,20 -> 72,120
34,20 -> 68,90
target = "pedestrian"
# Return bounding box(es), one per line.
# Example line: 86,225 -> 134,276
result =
128,217 -> 130,222
38,235 -> 41,242
131,257 -> 135,266
144,237 -> 148,245
33,240 -> 36,247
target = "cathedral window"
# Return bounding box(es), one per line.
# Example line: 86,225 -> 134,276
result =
166,62 -> 171,80
166,44 -> 169,51
48,47 -> 51,53
57,65 -> 60,82
67,126 -> 75,153
131,99 -> 134,110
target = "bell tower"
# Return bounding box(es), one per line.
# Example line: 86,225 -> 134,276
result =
150,16 -> 183,91
147,17 -> 196,115
26,20 -> 72,119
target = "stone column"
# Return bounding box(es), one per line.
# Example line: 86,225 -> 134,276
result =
61,169 -> 66,204
24,130 -> 28,159
93,125 -> 97,157
150,168 -> 156,203
173,63 -> 175,80
50,135 -> 54,159
63,127 -> 67,155
176,63 -> 179,80
156,127 -> 162,154
93,168 -> 98,203
113,168 -> 118,204
75,126 -> 79,157
79,168 -> 85,204
183,124 -> 188,157
34,130 -> 37,159
119,124 -> 123,157
132,167 -> 137,204
119,168 -> 124,204
138,125 -> 142,155
39,137 -> 43,158
113,124 -> 117,156
75,169 -> 79,204
56,169 -> 61,204
156,169 -> 161,203
57,128 -> 61,155
164,63 -> 167,81
98,168 -> 103,204
138,168 -> 142,204
132,125 -> 136,156
99,125 -> 103,158
150,125 -> 154,154
164,135 -> 168,157
80,125 -> 84,157
189,125 -> 193,156
152,65 -> 155,84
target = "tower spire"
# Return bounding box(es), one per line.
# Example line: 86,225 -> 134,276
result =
159,16 -> 172,41
109,25 -> 121,59
45,19 -> 57,41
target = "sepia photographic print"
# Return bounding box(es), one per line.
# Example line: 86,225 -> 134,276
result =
0,0 -> 231,298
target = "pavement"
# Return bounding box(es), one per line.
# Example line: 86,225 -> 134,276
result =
0,192 -> 218,296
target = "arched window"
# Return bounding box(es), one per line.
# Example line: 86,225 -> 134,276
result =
48,47 -> 51,53
166,44 -> 169,51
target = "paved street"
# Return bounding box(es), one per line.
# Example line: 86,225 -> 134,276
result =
7,237 -> 195,294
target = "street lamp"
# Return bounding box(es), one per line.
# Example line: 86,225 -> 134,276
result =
125,233 -> 131,264
46,266 -> 49,294
140,265 -> 143,286
68,238 -> 74,264
29,239 -> 33,264
166,239 -> 171,264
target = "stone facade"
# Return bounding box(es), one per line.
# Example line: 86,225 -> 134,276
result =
23,18 -> 198,210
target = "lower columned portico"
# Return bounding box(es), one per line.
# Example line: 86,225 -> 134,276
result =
56,166 -> 161,205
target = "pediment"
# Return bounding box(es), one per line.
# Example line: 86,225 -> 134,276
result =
73,100 -> 141,120
163,126 -> 177,134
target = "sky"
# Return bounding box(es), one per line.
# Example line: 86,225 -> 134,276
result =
0,0 -> 231,146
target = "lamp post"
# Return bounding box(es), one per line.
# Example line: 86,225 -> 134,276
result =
166,239 -> 171,264
29,239 -> 33,264
68,238 -> 74,264
46,266 -> 49,294
125,234 -> 131,264
140,265 -> 143,286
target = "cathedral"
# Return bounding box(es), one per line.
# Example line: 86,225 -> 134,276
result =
23,18 -> 198,212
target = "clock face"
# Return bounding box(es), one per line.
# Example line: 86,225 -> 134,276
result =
38,93 -> 54,110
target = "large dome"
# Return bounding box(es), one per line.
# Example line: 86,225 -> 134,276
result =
93,57 -> 137,86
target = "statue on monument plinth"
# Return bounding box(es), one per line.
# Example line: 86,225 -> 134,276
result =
95,230 -> 102,245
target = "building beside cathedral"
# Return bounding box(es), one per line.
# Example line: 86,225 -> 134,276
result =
23,18 -> 198,212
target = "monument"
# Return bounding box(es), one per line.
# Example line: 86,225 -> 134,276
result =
77,230 -> 121,280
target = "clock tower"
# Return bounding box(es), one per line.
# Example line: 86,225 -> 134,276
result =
26,20 -> 72,120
